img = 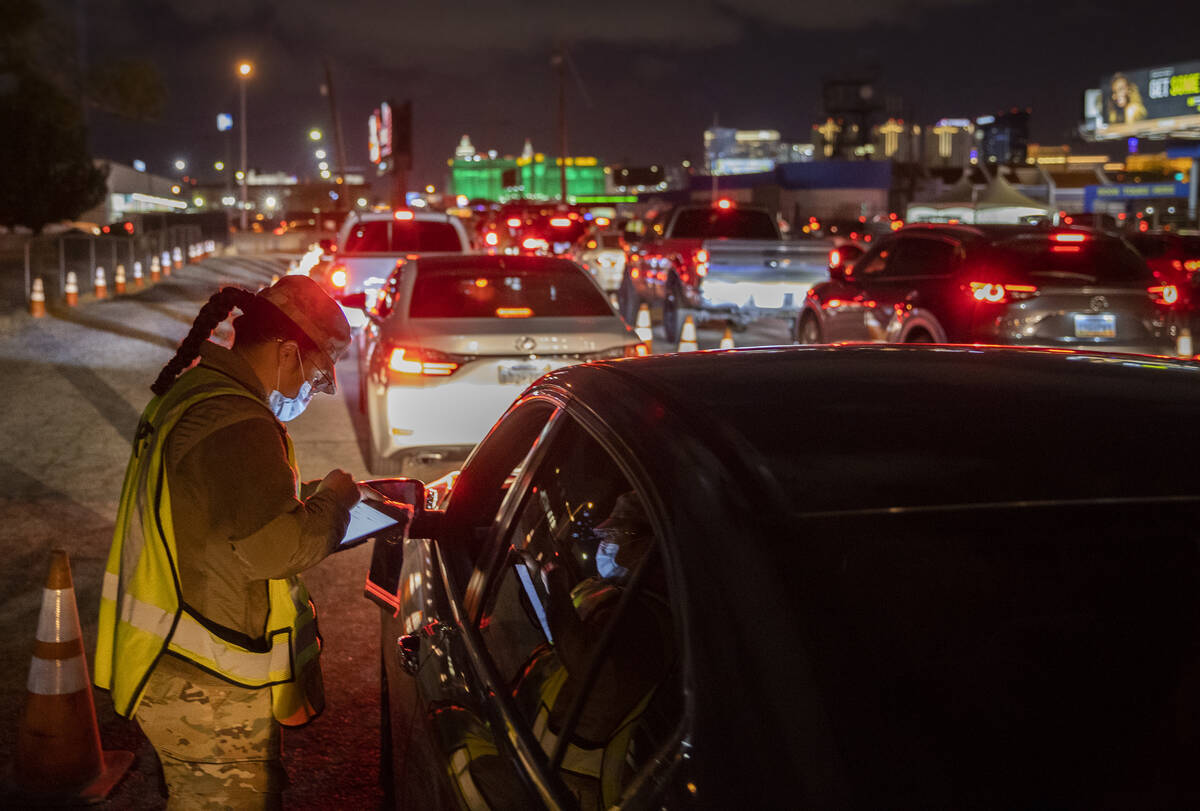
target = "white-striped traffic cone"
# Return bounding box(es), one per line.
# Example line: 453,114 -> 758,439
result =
172,247 -> 182,270
1178,327 -> 1193,358
93,267 -> 107,299
64,272 -> 79,307
677,315 -> 699,352
132,261 -> 144,288
719,324 -> 735,350
12,550 -> 132,803
160,251 -> 171,276
635,303 -> 653,352
30,277 -> 46,317
150,255 -> 161,282
114,264 -> 127,295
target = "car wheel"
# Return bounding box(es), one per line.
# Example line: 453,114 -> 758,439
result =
796,313 -> 823,345
905,328 -> 933,343
617,275 -> 640,325
368,440 -> 408,476
661,277 -> 683,345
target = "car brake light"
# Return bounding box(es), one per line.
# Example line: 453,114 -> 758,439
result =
693,248 -> 709,277
968,282 -> 1038,303
496,307 -> 533,318
1149,284 -> 1179,305
829,248 -> 841,267
550,217 -> 571,227
394,210 -> 414,221
522,237 -> 548,251
595,217 -> 611,227
507,217 -> 522,227
484,231 -> 499,246
1052,233 -> 1088,243
1184,259 -> 1200,273
388,348 -> 459,376
330,267 -> 348,288
716,199 -> 733,210
626,343 -> 649,357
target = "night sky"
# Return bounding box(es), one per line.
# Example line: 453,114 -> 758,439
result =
56,0 -> 1198,190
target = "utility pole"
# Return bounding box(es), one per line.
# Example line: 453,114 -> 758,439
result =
322,60 -> 349,182
239,79 -> 249,231
553,43 -> 568,202
711,113 -> 719,201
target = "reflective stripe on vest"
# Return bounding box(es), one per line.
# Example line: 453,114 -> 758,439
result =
94,368 -> 322,724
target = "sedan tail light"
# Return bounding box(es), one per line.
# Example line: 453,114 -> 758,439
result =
693,248 -> 709,277
1148,284 -> 1179,305
967,281 -> 1038,304
330,266 -> 348,288
388,347 -> 461,377
1185,259 -> 1200,274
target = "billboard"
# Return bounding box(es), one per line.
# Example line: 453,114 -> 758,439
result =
1087,62 -> 1200,140
367,102 -> 392,165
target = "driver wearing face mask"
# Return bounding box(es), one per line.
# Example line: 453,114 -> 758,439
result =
94,276 -> 360,809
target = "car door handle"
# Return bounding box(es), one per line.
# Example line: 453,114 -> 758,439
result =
396,620 -> 453,676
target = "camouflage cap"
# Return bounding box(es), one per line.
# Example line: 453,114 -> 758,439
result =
258,275 -> 351,390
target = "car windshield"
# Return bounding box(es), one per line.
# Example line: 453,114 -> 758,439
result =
409,265 -> 613,318
669,207 -> 779,240
342,220 -> 463,254
975,235 -> 1153,284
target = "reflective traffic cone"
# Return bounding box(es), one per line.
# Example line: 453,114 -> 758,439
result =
287,260 -> 299,275
677,315 -> 699,352
150,255 -> 161,282
30,277 -> 46,317
719,324 -> 735,350
12,550 -> 132,803
160,251 -> 171,277
1178,327 -> 1194,358
270,273 -> 280,285
132,261 -> 144,288
64,271 -> 79,307
93,267 -> 107,299
114,264 -> 127,294
172,247 -> 183,270
635,303 -> 653,351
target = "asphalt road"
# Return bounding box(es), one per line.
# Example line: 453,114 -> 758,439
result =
0,249 -> 793,808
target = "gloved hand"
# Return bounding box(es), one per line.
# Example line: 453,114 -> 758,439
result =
317,468 -> 359,509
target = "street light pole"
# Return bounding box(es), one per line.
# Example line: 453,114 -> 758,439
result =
237,61 -> 253,231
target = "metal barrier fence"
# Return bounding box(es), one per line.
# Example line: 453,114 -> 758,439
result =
5,225 -> 208,310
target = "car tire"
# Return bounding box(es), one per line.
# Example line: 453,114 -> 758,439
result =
617,275 -> 640,325
368,440 -> 408,476
796,313 -> 823,345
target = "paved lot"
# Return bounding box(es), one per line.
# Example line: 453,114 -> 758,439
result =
0,252 -> 793,807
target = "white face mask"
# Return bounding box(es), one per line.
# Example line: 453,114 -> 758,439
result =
269,349 -> 314,422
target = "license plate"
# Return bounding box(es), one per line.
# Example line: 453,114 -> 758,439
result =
498,362 -> 553,386
1074,313 -> 1116,339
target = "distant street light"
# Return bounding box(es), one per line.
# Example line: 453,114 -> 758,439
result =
309,128 -> 323,141
425,185 -> 436,194
318,161 -> 329,171
236,60 -> 254,230
315,149 -> 327,160
174,159 -> 186,171
265,195 -> 277,210
214,161 -> 225,171
320,170 -> 331,180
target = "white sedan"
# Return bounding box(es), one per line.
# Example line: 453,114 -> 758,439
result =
347,255 -> 646,477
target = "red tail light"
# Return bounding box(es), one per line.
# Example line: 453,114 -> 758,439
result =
484,231 -> 499,246
1185,259 -> 1200,274
716,198 -> 733,210
693,248 -> 709,277
1052,232 -> 1088,243
506,217 -> 522,227
968,282 -> 1038,304
1149,284 -> 1179,305
829,248 -> 841,267
627,343 -> 649,357
549,217 -> 571,227
394,210 -> 414,221
330,267 -> 348,288
495,307 -> 533,318
522,237 -> 548,251
388,347 -> 459,377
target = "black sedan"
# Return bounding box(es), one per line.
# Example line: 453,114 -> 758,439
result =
368,345 -> 1200,809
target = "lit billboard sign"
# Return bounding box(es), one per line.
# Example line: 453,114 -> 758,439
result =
367,102 -> 393,165
1087,61 -> 1200,139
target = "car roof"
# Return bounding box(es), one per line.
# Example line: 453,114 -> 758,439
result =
548,345 -> 1200,514
897,223 -> 1126,246
347,210 -> 453,223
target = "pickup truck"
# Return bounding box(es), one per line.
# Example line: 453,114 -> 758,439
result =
618,201 -> 832,341
311,209 -> 471,328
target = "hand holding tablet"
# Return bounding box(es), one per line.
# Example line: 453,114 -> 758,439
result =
336,482 -> 414,551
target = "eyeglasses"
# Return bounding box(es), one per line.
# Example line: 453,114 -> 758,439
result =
277,339 -> 335,394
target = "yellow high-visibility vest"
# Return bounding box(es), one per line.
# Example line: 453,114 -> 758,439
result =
94,366 -> 322,726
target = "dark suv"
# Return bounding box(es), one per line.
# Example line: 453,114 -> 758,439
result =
797,224 -> 1182,354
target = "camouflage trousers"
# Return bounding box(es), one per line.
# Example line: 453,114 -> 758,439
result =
135,655 -> 285,810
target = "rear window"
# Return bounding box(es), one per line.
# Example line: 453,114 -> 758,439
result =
976,236 -> 1152,284
669,208 -> 779,240
410,265 -> 613,318
342,220 -> 463,254
1127,234 -> 1168,258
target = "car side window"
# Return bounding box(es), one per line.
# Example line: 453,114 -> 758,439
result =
478,417 -> 682,808
887,238 -> 959,277
371,269 -> 403,318
853,241 -> 893,277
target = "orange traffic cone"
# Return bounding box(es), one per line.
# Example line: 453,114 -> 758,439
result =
132,261 -> 144,288
11,550 -> 132,803
114,264 -> 127,295
677,315 -> 699,352
634,303 -> 653,352
30,277 -> 46,317
94,267 -> 107,299
150,255 -> 161,282
719,323 -> 735,350
172,247 -> 183,270
270,273 -> 281,285
64,272 -> 79,307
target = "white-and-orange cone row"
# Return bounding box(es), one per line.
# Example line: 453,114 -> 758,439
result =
635,303 -> 653,351
64,271 -> 78,307
30,277 -> 46,317
677,315 -> 699,352
11,550 -> 132,803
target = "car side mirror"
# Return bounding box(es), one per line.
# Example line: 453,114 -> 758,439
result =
362,477 -> 447,612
